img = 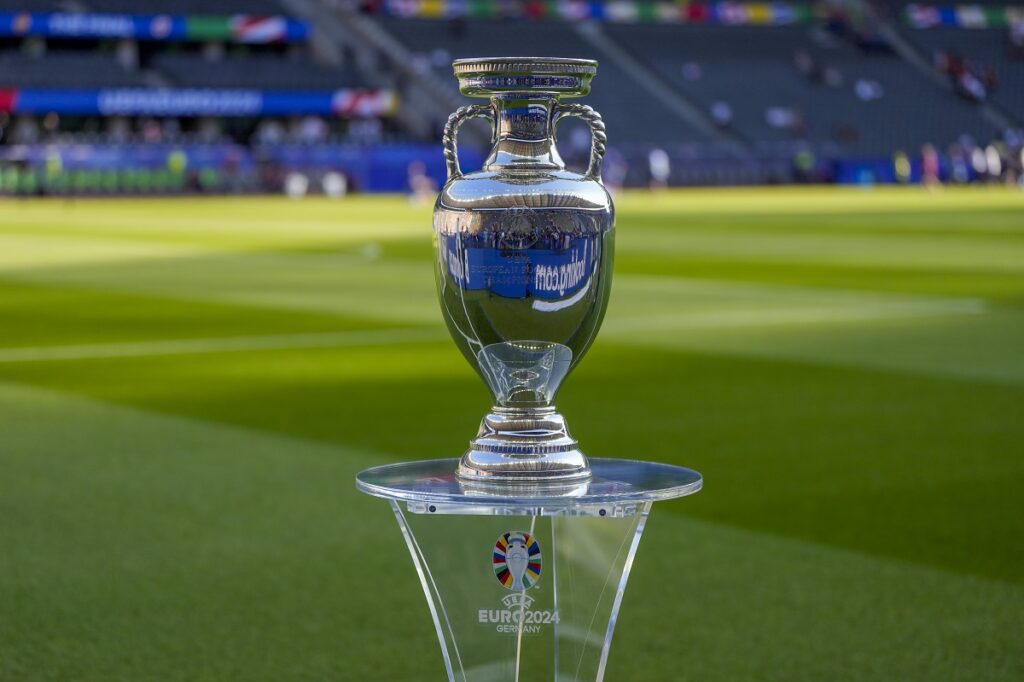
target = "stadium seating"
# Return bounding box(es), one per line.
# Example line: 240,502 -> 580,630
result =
80,0 -> 285,14
373,17 -> 1005,154
7,0 -> 68,9
149,53 -> 364,90
605,24 -> 999,154
0,50 -> 148,88
375,17 -> 714,144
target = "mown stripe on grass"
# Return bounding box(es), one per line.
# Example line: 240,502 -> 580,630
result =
0,328 -> 448,364
618,229 -> 1024,272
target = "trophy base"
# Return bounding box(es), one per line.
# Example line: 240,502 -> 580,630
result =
457,407 -> 592,483
356,457 -> 701,682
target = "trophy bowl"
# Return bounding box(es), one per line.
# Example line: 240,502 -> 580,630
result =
432,57 -> 614,483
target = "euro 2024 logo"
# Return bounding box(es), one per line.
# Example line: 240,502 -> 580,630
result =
493,531 -> 541,590
482,531 -> 559,634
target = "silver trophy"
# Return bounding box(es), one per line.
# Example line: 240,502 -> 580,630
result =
357,58 -> 702,682
434,57 -> 613,483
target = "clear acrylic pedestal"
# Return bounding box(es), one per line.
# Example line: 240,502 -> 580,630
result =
356,458 -> 702,682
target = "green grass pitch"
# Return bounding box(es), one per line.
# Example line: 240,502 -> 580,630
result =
0,187 -> 1022,681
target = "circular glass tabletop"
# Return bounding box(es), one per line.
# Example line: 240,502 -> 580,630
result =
356,457 -> 702,509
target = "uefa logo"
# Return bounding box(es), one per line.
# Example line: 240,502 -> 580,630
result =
492,531 -> 542,590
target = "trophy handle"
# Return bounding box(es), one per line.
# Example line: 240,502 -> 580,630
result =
443,104 -> 495,180
554,103 -> 607,181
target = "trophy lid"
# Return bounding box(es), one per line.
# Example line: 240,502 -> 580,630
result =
453,57 -> 597,98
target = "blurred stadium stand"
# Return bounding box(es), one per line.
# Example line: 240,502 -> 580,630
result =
606,23 -> 995,154
375,17 -> 717,145
0,0 -> 1021,194
83,0 -> 285,13
0,50 -> 146,87
148,53 -> 364,90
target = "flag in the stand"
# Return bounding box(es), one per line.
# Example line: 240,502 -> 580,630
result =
906,3 -> 941,28
605,0 -> 639,22
231,15 -> 287,42
956,5 -> 988,28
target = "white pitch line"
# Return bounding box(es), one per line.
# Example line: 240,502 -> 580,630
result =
0,327 -> 448,364
604,300 -> 985,333
615,275 -> 989,307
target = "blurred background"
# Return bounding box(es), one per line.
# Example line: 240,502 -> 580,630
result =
1,0 -> 1023,191
0,1 -> 1022,681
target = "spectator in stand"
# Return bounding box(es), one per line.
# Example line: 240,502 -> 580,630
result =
893,150 -> 911,184
793,50 -> 821,82
162,118 -> 181,142
766,107 -> 807,138
349,117 -> 383,145
142,118 -> 163,144
921,144 -> 941,188
430,48 -> 451,70
981,67 -> 998,93
985,144 -> 1003,182
407,160 -> 436,204
411,53 -> 431,75
681,62 -> 702,82
793,147 -> 816,183
12,116 -> 40,144
970,145 -> 988,178
1003,130 -> 1023,186
197,118 -> 221,144
648,148 -> 670,190
602,147 -> 628,196
935,49 -> 995,102
854,79 -> 884,102
256,119 -> 285,146
948,144 -> 970,184
957,71 -> 987,102
1017,146 -> 1024,188
710,101 -> 733,130
107,117 -> 130,144
833,123 -> 860,146
298,116 -> 328,144
1010,22 -> 1024,58
42,112 -> 60,141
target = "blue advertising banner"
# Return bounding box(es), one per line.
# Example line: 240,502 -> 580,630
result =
0,12 -> 180,39
0,12 -> 310,42
4,88 -> 397,117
